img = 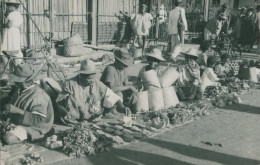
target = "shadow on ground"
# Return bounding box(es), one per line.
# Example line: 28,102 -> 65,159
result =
146,139 -> 260,165
221,103 -> 260,115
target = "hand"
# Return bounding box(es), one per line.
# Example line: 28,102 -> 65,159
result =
4,104 -> 23,115
128,85 -> 137,93
124,107 -> 132,117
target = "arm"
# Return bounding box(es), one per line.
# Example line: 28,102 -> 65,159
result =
104,82 -> 132,93
181,8 -> 188,31
3,20 -> 13,28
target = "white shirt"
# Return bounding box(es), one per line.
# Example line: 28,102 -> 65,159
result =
167,7 -> 188,34
130,13 -> 153,36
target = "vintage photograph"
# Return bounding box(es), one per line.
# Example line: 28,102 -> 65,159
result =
0,0 -> 260,164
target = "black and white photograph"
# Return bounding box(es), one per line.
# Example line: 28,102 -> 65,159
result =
0,0 -> 260,164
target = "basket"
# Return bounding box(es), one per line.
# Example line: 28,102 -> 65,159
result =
63,34 -> 84,57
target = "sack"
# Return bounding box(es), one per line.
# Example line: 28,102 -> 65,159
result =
63,34 -> 84,57
162,86 -> 179,108
249,67 -> 258,83
135,91 -> 149,112
142,70 -> 161,90
148,89 -> 164,111
159,67 -> 179,88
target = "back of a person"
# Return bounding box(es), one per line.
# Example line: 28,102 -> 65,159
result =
100,64 -> 127,87
168,6 -> 183,34
206,18 -> 219,33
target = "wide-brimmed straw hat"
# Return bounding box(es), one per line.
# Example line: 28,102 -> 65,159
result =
76,60 -> 97,75
8,64 -> 35,82
114,48 -> 133,66
218,13 -> 227,20
5,0 -> 20,5
146,48 -> 165,61
181,48 -> 198,58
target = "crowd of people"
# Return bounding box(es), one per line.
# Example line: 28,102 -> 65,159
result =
0,0 -> 260,146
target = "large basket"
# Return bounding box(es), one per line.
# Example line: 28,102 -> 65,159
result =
63,34 -> 84,57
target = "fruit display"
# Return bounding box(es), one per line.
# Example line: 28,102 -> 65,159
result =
212,93 -> 242,108
22,152 -> 44,165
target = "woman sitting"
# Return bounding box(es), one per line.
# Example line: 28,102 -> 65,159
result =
176,48 -> 202,100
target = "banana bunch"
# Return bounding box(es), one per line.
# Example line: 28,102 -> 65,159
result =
151,114 -> 169,129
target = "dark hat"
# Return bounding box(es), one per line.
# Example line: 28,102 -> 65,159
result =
175,0 -> 183,3
5,0 -> 20,5
218,13 -> 227,20
8,64 -> 35,82
221,3 -> 228,8
76,60 -> 97,75
114,48 -> 133,66
247,7 -> 254,12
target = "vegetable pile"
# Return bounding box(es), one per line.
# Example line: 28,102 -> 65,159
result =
212,93 -> 241,108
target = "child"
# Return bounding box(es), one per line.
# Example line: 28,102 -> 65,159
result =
177,48 -> 202,100
201,56 -> 220,94
214,53 -> 231,78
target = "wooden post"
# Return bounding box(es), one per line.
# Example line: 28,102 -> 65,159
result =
26,0 -> 31,48
204,0 -> 209,22
91,0 -> 97,45
49,0 -> 53,39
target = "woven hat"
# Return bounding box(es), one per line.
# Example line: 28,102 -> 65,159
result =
76,60 -> 97,75
114,48 -> 133,66
5,0 -> 20,4
141,4 -> 147,8
8,64 -> 35,82
146,48 -> 165,61
181,48 -> 198,57
218,13 -> 227,20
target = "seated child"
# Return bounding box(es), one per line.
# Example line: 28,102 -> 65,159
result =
201,56 -> 220,94
214,53 -> 232,78
177,48 -> 202,100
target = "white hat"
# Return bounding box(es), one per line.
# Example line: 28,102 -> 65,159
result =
146,48 -> 165,61
181,48 -> 198,57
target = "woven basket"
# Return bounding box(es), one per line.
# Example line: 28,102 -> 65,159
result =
63,34 -> 84,57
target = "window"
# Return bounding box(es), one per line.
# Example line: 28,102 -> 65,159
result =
212,0 -> 221,5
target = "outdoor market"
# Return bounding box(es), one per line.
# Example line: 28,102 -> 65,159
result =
1,0 -> 260,165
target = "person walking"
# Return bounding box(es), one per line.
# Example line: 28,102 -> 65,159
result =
167,0 -> 188,61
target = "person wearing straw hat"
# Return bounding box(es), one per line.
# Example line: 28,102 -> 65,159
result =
130,4 -> 153,57
204,13 -> 227,41
101,48 -> 137,113
56,59 -> 131,125
0,0 -> 23,69
216,3 -> 231,34
137,48 -> 165,90
176,48 -> 202,100
2,64 -> 54,144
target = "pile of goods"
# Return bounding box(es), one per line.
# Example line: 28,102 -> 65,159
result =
225,80 -> 255,93
0,120 -> 15,146
44,135 -> 63,149
22,152 -> 44,165
212,93 -> 241,108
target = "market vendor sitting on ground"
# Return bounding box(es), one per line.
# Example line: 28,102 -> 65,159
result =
204,13 -> 227,41
137,48 -> 165,90
2,64 -> 54,144
214,53 -> 232,78
56,60 -> 131,125
130,4 -> 153,57
100,48 -> 137,113
176,48 -> 202,100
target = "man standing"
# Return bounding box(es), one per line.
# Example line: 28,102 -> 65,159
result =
256,5 -> 260,55
56,60 -> 131,125
100,48 -> 137,112
216,3 -> 231,34
3,64 -> 54,144
167,0 -> 188,61
204,13 -> 227,41
130,4 -> 153,57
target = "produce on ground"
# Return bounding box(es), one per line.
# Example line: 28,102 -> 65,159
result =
212,93 -> 241,108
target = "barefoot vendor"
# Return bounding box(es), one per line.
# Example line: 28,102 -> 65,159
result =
2,64 -> 54,144
56,60 -> 130,125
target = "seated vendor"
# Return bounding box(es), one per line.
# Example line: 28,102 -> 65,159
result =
201,56 -> 220,94
137,48 -> 165,90
176,48 -> 202,100
214,53 -> 232,78
56,60 -> 131,125
3,64 -> 54,144
100,48 -> 137,113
